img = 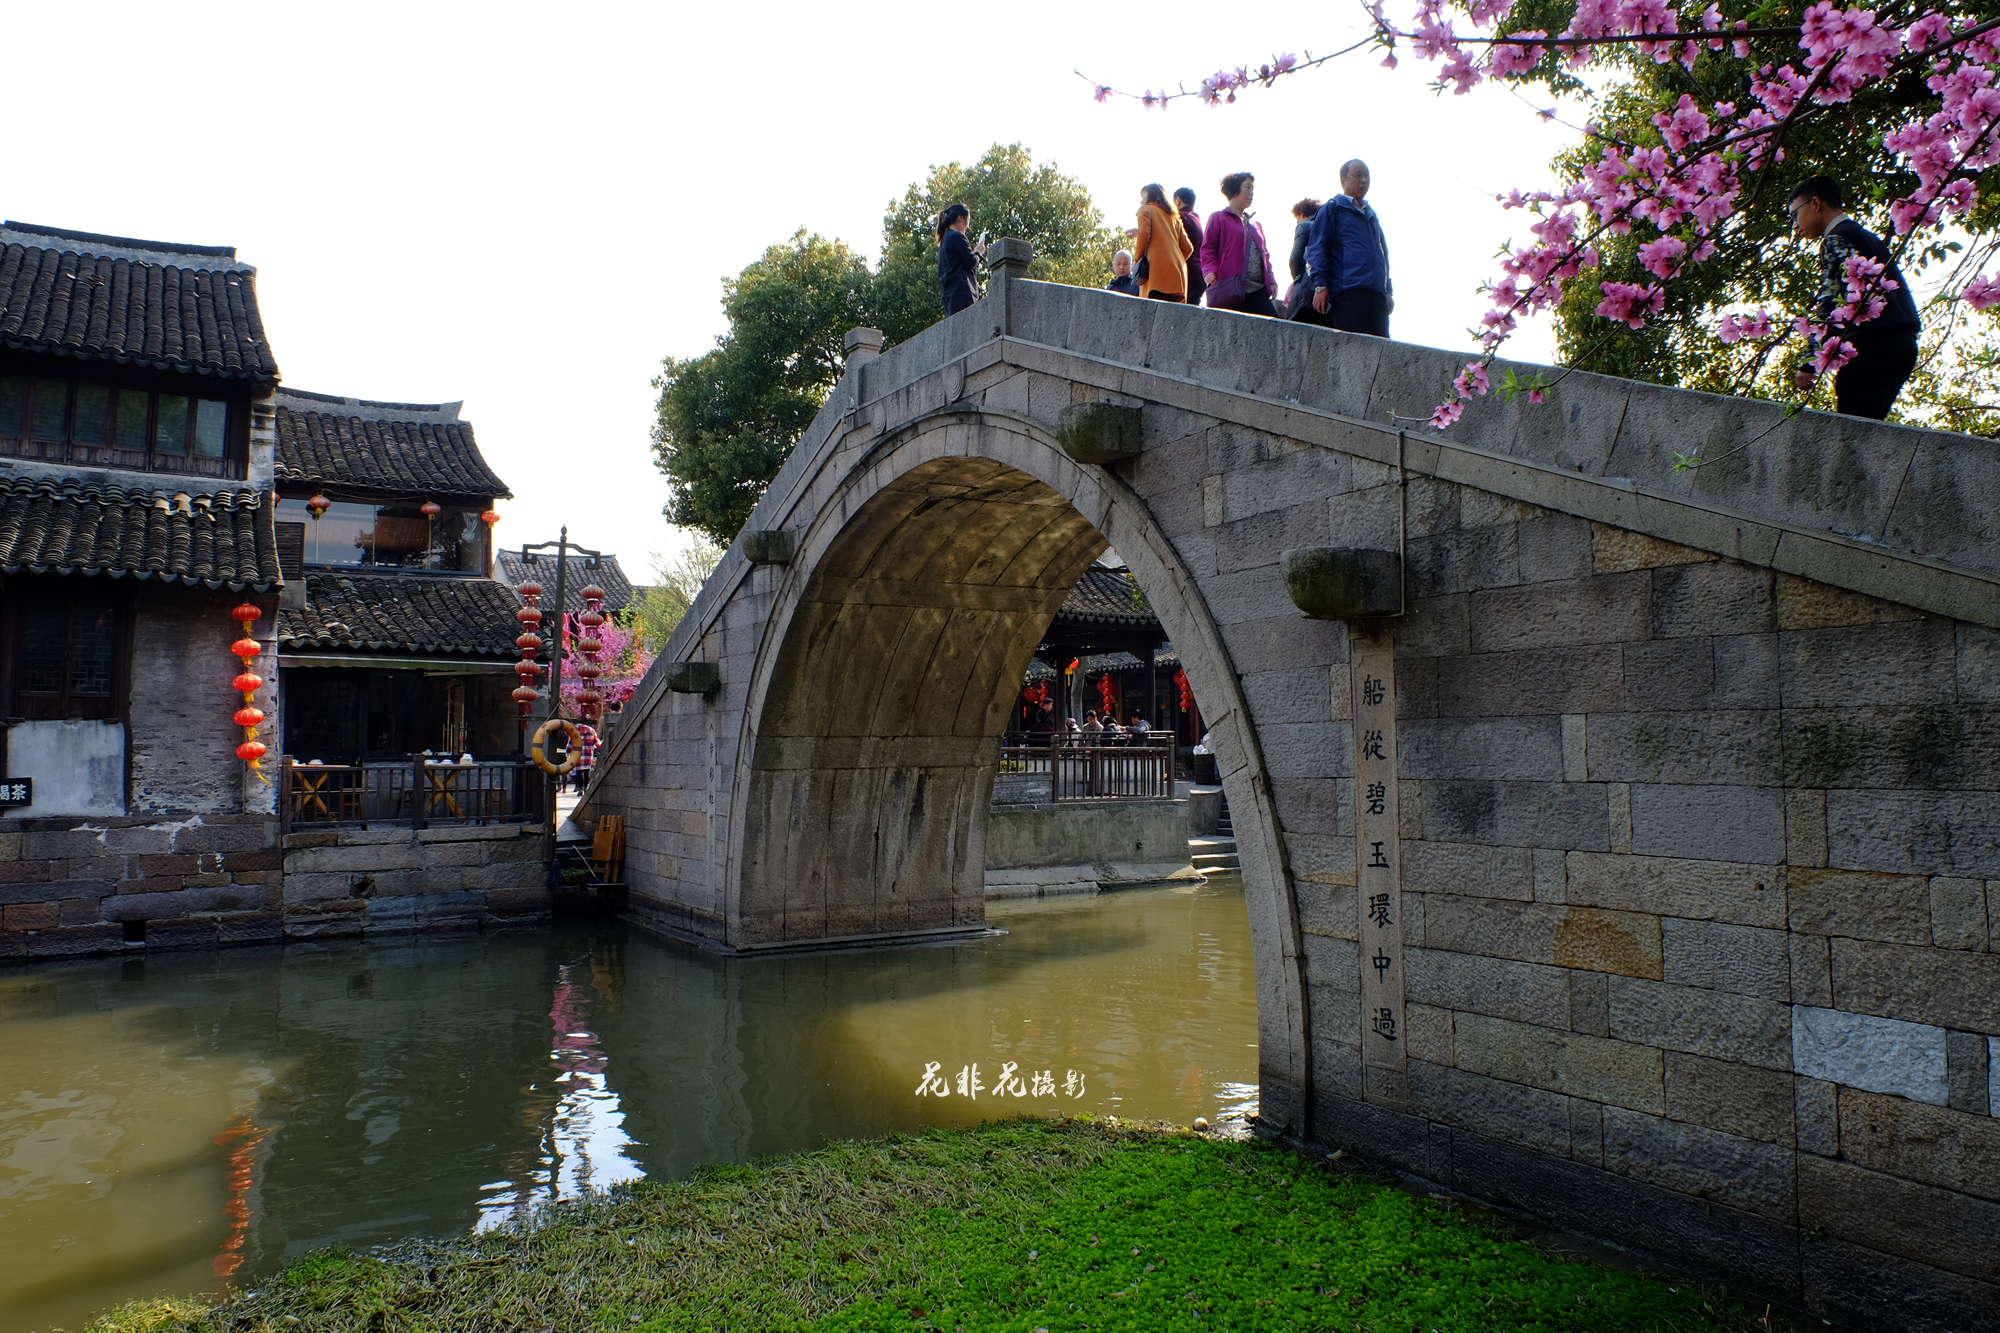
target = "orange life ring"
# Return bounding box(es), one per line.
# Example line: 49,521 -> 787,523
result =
531,718 -> 581,775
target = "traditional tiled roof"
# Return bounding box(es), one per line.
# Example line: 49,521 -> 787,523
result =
1052,567 -> 1157,627
278,571 -> 523,657
0,224 -> 279,383
273,389 -> 512,501
495,548 -> 637,615
0,474 -> 280,589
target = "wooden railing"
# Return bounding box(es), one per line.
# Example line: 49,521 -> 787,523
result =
996,735 -> 1174,802
282,758 -> 546,832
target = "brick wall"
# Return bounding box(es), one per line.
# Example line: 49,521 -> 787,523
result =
0,812 -> 282,958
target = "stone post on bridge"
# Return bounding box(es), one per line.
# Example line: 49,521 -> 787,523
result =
984,237 -> 1032,336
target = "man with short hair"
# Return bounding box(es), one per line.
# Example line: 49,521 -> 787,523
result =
1174,187 -> 1206,307
1308,160 -> 1393,337
1107,251 -> 1140,296
1787,176 -> 1921,420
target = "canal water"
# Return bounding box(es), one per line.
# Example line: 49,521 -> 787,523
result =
0,879 -> 1257,1332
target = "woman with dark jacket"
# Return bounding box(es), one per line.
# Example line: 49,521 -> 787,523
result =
937,203 -> 985,316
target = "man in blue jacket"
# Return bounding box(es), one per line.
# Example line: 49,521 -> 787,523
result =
1308,160 -> 1393,337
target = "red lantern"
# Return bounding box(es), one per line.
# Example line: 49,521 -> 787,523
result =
306,493 -> 331,519
1175,669 -> 1192,714
481,508 -> 501,528
421,500 -> 442,518
581,583 -> 606,604
229,602 -> 268,783
513,581 -> 545,716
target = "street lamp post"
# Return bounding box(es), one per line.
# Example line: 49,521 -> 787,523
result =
519,528 -> 601,859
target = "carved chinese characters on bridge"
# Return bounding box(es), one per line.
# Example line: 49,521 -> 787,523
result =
1351,631 -> 1407,1105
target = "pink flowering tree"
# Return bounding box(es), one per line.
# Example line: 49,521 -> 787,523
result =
1084,0 -> 2000,440
556,613 -> 653,721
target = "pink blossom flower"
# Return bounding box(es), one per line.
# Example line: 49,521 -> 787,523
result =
1430,400 -> 1465,431
1715,308 -> 1776,343
1454,360 -> 1492,397
1595,280 -> 1665,328
1813,336 -> 1859,375
1527,388 -> 1547,404
1637,235 -> 1688,278
1964,273 -> 2000,310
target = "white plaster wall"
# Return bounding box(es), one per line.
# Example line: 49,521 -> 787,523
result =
5,720 -> 126,816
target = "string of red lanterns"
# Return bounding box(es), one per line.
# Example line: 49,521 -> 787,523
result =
229,603 -> 267,781
1175,668 -> 1193,715
575,584 -> 607,722
512,582 -> 545,715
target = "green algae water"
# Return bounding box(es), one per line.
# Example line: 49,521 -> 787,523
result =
0,880 -> 1256,1332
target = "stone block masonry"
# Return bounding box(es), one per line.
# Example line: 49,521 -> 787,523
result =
579,277 -> 2000,1332
0,815 -> 549,959
279,824 -> 550,938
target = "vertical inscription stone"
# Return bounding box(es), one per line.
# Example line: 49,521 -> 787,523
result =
1351,628 -> 1407,1106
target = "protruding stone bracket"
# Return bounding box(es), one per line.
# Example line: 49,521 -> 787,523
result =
1281,547 -> 1404,620
1055,402 -> 1143,465
666,661 -> 721,695
742,529 -> 795,565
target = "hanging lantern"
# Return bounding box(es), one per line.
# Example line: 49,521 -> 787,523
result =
229,604 -> 267,783
306,493 -> 331,520
573,584 -> 609,723
1175,668 -> 1192,714
1097,672 -> 1117,717
512,582 -> 544,717
481,508 -> 501,528
420,500 -> 442,519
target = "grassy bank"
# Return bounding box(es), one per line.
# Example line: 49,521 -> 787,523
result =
87,1117 -> 1773,1333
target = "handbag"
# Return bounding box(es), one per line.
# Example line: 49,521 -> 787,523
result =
1135,255 -> 1150,282
1204,213 -> 1253,306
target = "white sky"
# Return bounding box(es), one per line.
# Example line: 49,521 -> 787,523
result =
2,1 -> 1582,575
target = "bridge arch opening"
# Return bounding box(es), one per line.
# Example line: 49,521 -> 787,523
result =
736,451 -> 1109,943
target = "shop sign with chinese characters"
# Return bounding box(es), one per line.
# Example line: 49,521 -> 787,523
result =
0,779 -> 30,809
1351,631 -> 1407,1105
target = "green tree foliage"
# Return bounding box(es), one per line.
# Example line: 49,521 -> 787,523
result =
872,143 -> 1123,344
635,541 -> 724,654
652,231 -> 874,544
1502,0 -> 2000,427
653,146 -> 1118,543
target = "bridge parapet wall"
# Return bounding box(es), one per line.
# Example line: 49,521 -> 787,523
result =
586,278 -> 2000,1331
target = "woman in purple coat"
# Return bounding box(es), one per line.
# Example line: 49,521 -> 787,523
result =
1198,172 -> 1278,317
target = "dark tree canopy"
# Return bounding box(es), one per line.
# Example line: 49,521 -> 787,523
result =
653,146 -> 1117,544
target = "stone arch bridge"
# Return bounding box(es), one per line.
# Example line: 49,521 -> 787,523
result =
585,248 -> 2000,1332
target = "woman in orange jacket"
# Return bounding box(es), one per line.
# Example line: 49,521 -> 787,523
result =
1134,183 -> 1195,301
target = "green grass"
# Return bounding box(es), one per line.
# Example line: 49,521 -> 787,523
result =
82,1117 -> 1777,1333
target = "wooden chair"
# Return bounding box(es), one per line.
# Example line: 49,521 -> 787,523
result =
589,815 -> 625,883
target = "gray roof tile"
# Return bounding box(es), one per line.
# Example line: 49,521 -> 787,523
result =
0,474 -> 280,589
